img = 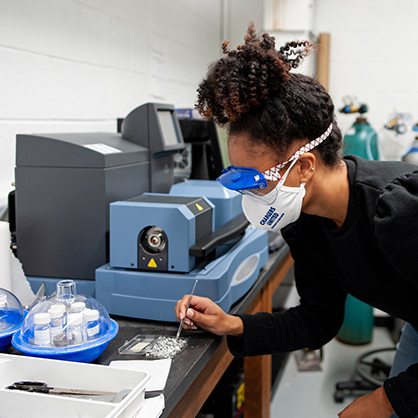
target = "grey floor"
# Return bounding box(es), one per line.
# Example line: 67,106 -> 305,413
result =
270,325 -> 396,418
269,277 -> 398,418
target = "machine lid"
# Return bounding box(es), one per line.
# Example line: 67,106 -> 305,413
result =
16,132 -> 149,168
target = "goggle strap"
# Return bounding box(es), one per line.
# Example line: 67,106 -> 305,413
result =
264,123 -> 333,181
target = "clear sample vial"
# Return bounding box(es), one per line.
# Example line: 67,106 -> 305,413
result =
67,313 -> 84,345
84,309 -> 100,340
70,301 -> 86,314
48,305 -> 65,340
34,313 -> 51,347
0,294 -> 8,308
49,304 -> 66,316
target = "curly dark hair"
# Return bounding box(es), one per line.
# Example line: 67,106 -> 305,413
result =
195,22 -> 343,167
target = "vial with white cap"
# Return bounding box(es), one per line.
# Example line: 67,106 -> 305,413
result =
67,313 -> 84,345
48,304 -> 65,341
70,301 -> 86,314
33,313 -> 51,346
84,309 -> 100,340
49,304 -> 66,315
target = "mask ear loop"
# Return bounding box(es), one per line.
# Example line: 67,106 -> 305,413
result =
275,157 -> 299,190
264,123 -> 333,182
247,157 -> 300,206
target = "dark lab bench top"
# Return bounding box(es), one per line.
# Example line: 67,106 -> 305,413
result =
94,244 -> 290,417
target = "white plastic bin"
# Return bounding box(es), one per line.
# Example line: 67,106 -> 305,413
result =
0,353 -> 150,418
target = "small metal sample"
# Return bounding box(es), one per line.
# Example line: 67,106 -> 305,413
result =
141,336 -> 188,359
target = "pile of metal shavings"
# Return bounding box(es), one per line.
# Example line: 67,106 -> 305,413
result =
142,335 -> 188,359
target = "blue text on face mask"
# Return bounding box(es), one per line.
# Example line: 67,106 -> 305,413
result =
260,207 -> 285,229
260,207 -> 276,225
271,213 -> 284,229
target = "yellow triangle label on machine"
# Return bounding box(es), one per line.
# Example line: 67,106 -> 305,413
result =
148,258 -> 157,268
196,203 -> 203,211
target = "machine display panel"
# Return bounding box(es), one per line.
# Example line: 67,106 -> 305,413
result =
157,110 -> 180,147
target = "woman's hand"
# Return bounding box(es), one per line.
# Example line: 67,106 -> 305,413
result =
175,295 -> 244,337
338,386 -> 394,418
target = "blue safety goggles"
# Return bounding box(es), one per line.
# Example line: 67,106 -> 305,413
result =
216,164 -> 288,205
216,123 -> 333,204
216,166 -> 269,191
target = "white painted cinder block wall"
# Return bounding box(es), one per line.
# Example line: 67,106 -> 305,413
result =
313,0 -> 418,156
204,0 -> 418,162
0,0 -> 222,201
1,0 -> 418,202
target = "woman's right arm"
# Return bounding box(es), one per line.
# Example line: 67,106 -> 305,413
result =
175,295 -> 244,337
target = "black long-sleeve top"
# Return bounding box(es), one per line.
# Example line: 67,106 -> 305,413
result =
227,155 -> 418,418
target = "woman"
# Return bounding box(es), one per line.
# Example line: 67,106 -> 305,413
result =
175,24 -> 418,418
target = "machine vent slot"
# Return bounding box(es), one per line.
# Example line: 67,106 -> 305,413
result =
186,199 -> 212,242
128,195 -> 198,204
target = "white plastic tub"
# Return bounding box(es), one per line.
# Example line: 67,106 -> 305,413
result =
0,353 -> 150,418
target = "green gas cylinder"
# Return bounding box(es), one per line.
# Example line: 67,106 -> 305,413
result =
343,117 -> 380,160
337,296 -> 374,345
337,108 -> 377,345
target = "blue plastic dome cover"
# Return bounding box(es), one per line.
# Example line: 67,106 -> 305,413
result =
0,288 -> 25,337
18,280 -> 112,349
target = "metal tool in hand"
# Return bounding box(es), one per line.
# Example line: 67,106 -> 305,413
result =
176,279 -> 198,339
6,381 -> 116,396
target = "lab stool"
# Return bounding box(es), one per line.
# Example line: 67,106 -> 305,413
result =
334,347 -> 395,403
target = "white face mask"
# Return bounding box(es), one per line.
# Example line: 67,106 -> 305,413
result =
241,159 -> 306,232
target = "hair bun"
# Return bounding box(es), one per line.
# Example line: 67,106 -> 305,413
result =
196,22 -> 315,124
